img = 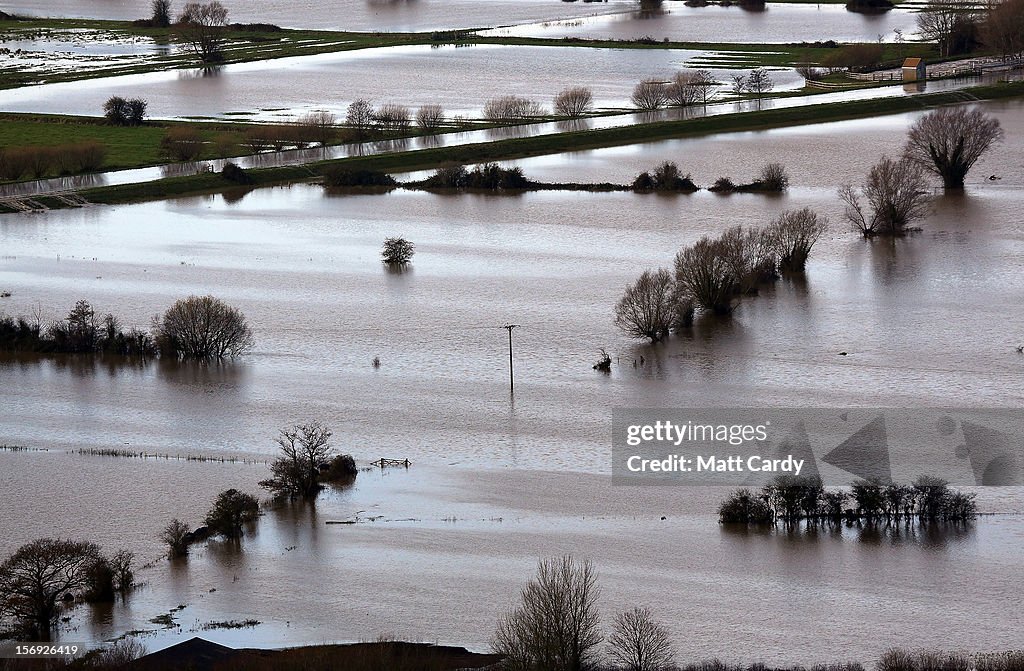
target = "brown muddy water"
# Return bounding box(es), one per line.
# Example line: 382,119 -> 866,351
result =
1,102 -> 1024,659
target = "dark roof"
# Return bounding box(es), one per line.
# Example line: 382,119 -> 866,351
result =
130,637 -> 258,671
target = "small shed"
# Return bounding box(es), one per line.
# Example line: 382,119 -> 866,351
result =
902,57 -> 926,82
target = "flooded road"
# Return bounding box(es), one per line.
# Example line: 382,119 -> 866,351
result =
2,103 -> 1024,658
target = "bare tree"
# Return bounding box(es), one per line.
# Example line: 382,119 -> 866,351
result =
666,71 -> 700,107
259,421 -> 335,499
159,126 -> 204,160
674,237 -> 737,315
492,556 -> 602,671
297,110 -> 337,145
375,103 -> 411,132
606,607 -> 676,671
416,104 -> 445,131
176,1 -> 229,63
631,79 -> 668,110
916,0 -> 981,56
839,156 -> 931,236
160,519 -> 192,558
769,207 -> 828,273
614,268 -> 674,343
904,106 -> 1004,189
484,95 -> 546,121
745,68 -> 774,103
690,69 -> 719,105
554,87 -> 595,117
730,74 -> 747,95
0,539 -> 103,639
346,99 -> 376,138
153,295 -> 254,359
982,0 -> 1024,58
151,0 -> 172,27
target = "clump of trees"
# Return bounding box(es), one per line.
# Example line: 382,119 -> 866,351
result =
839,156 -> 931,236
103,96 -> 148,126
260,421 -> 357,499
614,207 -> 826,341
221,161 -> 253,184
903,106 -> 1004,189
205,488 -> 261,539
0,142 -> 107,180
418,163 -> 530,190
554,86 -> 595,117
631,161 -> 699,193
0,299 -> 154,355
981,0 -> 1024,59
0,539 -> 134,639
2,295 -> 253,360
382,236 -> 415,265
152,295 -> 255,359
916,0 -> 981,57
177,1 -> 229,63
631,70 -> 718,111
483,95 -> 547,121
719,475 -> 977,525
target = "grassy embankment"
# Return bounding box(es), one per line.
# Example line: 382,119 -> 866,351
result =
3,79 -> 1015,214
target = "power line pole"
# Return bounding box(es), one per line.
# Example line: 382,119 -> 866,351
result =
503,323 -> 519,393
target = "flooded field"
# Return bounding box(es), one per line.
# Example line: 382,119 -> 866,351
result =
482,3 -> 919,44
2,0 -> 634,32
2,102 -> 1024,656
0,27 -> 178,76
0,44 -> 807,120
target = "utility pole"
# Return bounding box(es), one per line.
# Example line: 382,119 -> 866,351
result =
503,323 -> 519,393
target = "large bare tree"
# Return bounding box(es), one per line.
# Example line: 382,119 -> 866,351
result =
492,556 -> 602,671
176,1 -> 229,63
553,87 -> 595,118
904,106 -> 1004,189
839,156 -> 931,236
606,607 -> 676,671
631,80 -> 668,111
982,0 -> 1024,58
614,268 -> 675,343
153,295 -> 254,359
0,539 -> 103,639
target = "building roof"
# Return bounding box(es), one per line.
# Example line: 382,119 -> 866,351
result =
903,57 -> 923,67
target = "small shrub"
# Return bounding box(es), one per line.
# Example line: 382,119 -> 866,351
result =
204,489 -> 260,539
631,171 -> 656,192
160,518 -> 191,558
632,79 -> 668,110
593,348 -> 611,372
756,161 -> 789,191
651,161 -> 698,192
483,95 -> 545,121
322,167 -> 397,187
324,454 -> 357,481
553,86 -> 594,117
382,237 -> 415,265
709,176 -> 736,192
220,161 -> 254,184
415,104 -> 445,131
422,164 -> 468,189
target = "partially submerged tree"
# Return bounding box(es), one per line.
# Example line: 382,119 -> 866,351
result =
769,207 -> 828,273
614,268 -> 674,343
838,156 -> 931,236
153,295 -> 254,359
260,421 -> 335,499
0,539 -> 103,639
205,489 -> 260,539
492,555 -> 602,671
160,519 -> 192,558
176,1 -> 229,63
904,106 -> 1004,189
483,95 -> 545,121
674,237 -> 737,315
606,607 -> 676,671
553,86 -> 595,117
381,236 -> 415,265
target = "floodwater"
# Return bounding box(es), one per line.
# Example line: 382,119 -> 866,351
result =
481,3 -> 919,44
2,101 -> 1024,658
2,0 -> 635,32
0,44 -> 805,121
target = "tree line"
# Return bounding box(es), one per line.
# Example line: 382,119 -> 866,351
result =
719,475 -> 978,524
0,295 -> 253,360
